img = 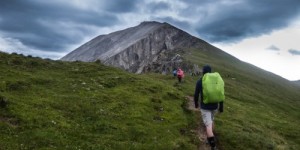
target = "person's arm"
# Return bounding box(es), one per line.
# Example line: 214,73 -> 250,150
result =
194,80 -> 201,108
219,101 -> 223,113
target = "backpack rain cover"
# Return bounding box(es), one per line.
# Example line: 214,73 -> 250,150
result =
202,72 -> 225,104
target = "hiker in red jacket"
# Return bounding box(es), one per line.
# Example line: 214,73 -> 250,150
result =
177,68 -> 184,83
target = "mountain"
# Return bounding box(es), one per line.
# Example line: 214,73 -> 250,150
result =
61,21 -> 234,73
293,80 -> 300,85
61,21 -> 296,88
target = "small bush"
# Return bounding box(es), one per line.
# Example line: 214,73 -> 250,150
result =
95,59 -> 102,64
103,81 -> 117,88
0,82 -> 5,92
0,95 -> 8,108
26,60 -> 40,67
10,58 -> 23,65
30,77 -> 52,85
5,81 -> 31,91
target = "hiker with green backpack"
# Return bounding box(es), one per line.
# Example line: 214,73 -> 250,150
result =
194,65 -> 224,150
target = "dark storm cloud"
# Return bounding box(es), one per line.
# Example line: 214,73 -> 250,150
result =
266,45 -> 280,51
0,0 -> 120,52
184,0 -> 300,43
1,0 -> 300,56
154,17 -> 191,30
288,49 -> 300,55
147,2 -> 170,13
105,0 -> 138,13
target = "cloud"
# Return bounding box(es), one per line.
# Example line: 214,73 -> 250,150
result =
104,0 -> 139,13
0,0 -> 120,52
288,49 -> 300,55
0,36 -> 63,59
189,0 -> 300,43
0,36 -> 28,53
0,0 -> 300,59
147,1 -> 170,13
266,45 -> 280,51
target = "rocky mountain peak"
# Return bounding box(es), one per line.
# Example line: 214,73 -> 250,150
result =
61,21 -> 208,73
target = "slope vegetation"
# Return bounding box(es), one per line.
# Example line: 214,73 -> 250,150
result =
0,52 -> 198,149
179,47 -> 300,149
1,49 -> 299,150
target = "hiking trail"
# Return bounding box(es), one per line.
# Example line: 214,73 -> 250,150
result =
185,96 -> 211,150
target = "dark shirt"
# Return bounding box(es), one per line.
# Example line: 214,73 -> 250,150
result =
194,78 -> 223,112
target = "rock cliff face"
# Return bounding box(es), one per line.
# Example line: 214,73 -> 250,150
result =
61,21 -> 208,73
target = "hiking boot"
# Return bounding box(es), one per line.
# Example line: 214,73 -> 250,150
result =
211,146 -> 217,150
205,136 -> 216,144
207,137 -> 216,148
205,140 -> 209,145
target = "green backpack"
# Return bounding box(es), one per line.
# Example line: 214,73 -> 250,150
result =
202,72 -> 225,104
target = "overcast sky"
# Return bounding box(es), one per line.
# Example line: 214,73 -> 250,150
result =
0,0 -> 300,80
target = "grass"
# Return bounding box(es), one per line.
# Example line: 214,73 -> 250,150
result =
181,48 -> 300,149
0,48 -> 299,150
0,52 -> 198,149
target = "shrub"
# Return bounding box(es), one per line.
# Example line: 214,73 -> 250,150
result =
5,81 -> 31,91
10,58 -> 23,65
0,95 -> 8,108
26,60 -> 40,67
95,59 -> 102,64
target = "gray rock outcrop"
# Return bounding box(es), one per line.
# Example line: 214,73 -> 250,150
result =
61,21 -> 208,73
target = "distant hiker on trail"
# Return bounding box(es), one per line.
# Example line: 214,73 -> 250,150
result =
194,65 -> 224,150
173,68 -> 177,77
177,68 -> 184,82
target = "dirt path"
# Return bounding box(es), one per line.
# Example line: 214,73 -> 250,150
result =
185,96 -> 211,150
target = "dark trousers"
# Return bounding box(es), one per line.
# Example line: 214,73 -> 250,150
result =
178,77 -> 182,82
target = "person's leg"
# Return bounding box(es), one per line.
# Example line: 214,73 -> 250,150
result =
210,111 -> 217,149
200,109 -> 214,136
206,124 -> 214,137
200,109 -> 216,148
212,114 -> 215,132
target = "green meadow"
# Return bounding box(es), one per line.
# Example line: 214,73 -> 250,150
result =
0,50 -> 299,149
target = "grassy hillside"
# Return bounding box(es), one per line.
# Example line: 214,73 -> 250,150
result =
0,52 -> 198,149
1,49 -> 299,150
180,47 -> 300,149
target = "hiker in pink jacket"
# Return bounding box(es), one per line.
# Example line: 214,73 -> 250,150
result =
177,68 -> 184,83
